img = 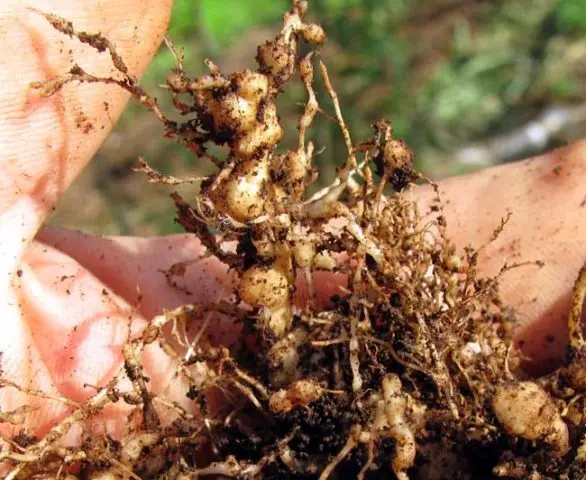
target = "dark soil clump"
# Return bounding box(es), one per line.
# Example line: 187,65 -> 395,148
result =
4,2 -> 586,479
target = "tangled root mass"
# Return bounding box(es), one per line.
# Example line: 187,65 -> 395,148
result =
4,1 -> 586,478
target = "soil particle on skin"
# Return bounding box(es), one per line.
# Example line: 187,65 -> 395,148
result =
7,3 -> 586,480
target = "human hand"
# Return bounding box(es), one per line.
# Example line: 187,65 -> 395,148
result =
1,0 -> 585,445
0,0 -> 207,441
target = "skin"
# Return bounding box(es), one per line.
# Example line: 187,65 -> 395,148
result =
0,0 -> 585,444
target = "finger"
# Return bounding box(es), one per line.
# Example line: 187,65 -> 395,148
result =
36,226 -> 342,323
36,227 -> 235,321
2,240 -> 191,439
419,140 -> 586,368
0,0 -> 171,277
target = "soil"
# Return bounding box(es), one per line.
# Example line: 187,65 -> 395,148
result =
3,2 -> 586,479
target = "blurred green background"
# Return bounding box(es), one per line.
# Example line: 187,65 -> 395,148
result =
50,0 -> 586,235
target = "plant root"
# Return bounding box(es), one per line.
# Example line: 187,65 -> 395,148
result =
5,2 -> 586,479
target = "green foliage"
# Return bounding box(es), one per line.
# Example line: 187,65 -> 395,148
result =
99,0 -> 586,235
142,206 -> 186,234
153,0 -> 584,155
556,0 -> 586,34
168,0 -> 200,40
198,0 -> 288,46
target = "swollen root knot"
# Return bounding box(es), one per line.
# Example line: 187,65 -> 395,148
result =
492,381 -> 569,454
16,0 -> 586,478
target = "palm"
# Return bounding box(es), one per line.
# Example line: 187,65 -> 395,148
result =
0,0 -> 181,439
1,0 -> 585,445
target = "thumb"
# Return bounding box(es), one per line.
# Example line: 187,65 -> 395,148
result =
0,0 -> 172,278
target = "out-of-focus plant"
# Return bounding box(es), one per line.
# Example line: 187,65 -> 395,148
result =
55,0 -> 586,234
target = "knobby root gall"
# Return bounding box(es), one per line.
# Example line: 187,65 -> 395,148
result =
5,1 -> 586,478
492,381 -> 569,454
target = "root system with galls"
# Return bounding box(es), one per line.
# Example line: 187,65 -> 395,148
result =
3,1 -> 586,479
